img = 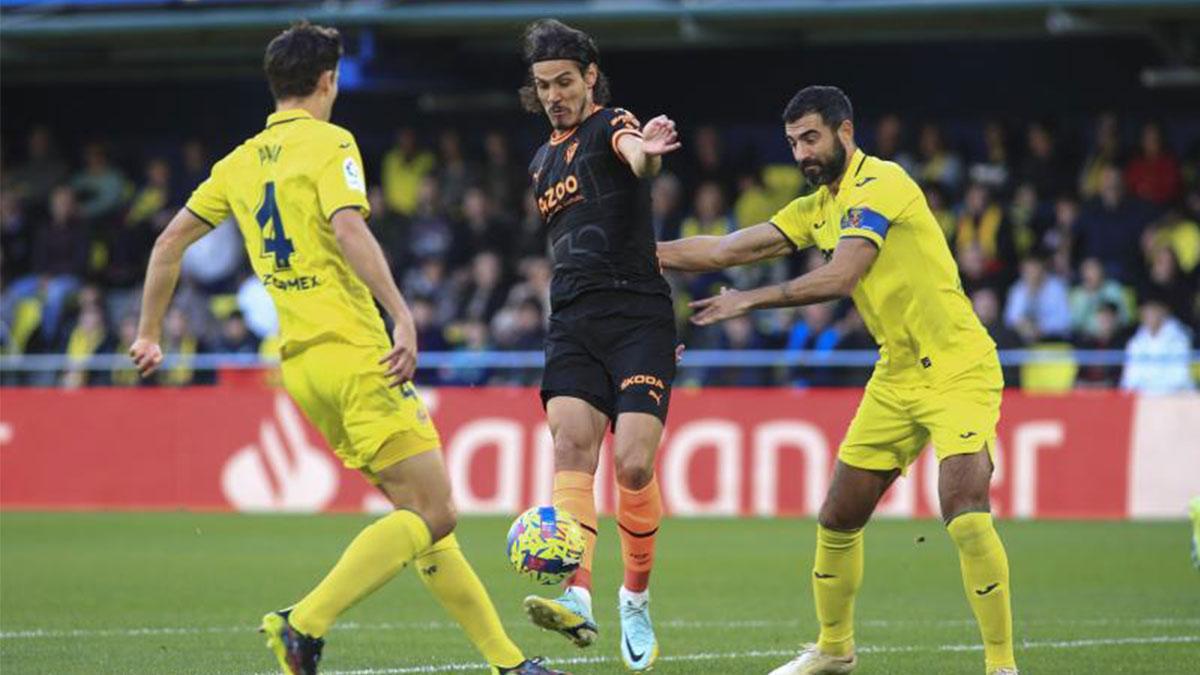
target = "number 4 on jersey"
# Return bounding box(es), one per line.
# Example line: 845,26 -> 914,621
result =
256,182 -> 295,271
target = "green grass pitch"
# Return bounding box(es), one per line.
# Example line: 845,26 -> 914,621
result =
1,514 -> 1196,674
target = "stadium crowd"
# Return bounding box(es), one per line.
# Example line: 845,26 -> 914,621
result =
1,113 -> 1197,391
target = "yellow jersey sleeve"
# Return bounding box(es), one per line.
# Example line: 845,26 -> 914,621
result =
839,166 -> 919,249
768,195 -> 818,250
184,157 -> 231,227
316,133 -> 371,221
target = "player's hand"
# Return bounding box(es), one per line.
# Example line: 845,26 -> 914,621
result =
381,317 -> 419,387
641,115 -> 682,156
129,338 -> 164,378
689,287 -> 751,326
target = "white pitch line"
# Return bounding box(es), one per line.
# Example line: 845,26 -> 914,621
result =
313,635 -> 1200,675
2,616 -> 1198,640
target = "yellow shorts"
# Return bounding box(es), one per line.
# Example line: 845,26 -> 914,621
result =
280,341 -> 441,482
838,356 -> 1003,473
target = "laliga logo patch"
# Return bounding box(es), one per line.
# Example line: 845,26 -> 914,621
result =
342,156 -> 365,194
565,139 -> 579,165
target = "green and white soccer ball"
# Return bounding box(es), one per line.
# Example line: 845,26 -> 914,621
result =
506,506 -> 586,585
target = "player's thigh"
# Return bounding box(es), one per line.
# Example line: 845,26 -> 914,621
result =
918,359 -> 1003,465
546,395 -> 609,474
820,460 -> 900,531
838,379 -> 927,474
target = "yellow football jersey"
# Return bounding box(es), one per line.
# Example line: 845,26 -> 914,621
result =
186,109 -> 386,357
770,148 -> 995,385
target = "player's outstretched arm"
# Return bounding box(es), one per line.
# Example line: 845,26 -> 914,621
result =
130,208 -> 212,377
617,114 -> 681,178
658,222 -> 794,272
689,237 -> 878,326
331,207 -> 417,386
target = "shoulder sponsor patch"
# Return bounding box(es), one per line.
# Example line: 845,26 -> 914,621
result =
342,156 -> 365,194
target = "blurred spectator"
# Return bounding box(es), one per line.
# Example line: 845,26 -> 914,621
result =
1004,253 -> 1071,343
651,172 -> 685,239
403,256 -> 457,326
173,139 -> 209,205
408,176 -> 454,261
214,311 -> 260,354
110,313 -> 142,387
71,142 -> 128,222
1120,296 -> 1195,394
1079,112 -> 1123,201
1018,121 -> 1070,200
5,126 -> 68,209
158,307 -> 211,386
969,120 -> 1011,189
61,301 -> 111,388
481,130 -> 523,215
1138,245 -> 1194,327
1,192 -> 32,285
495,298 -> 546,351
1069,257 -> 1134,338
1144,204 -> 1199,276
1,185 -> 90,344
706,315 -> 771,386
505,256 -> 553,320
954,182 -> 1015,289
1046,194 -> 1079,277
680,125 -> 737,203
1124,121 -> 1182,207
1076,164 -> 1154,283
455,187 -> 512,266
972,288 -> 1022,386
1007,182 -> 1052,259
733,173 -> 777,231
105,158 -> 171,290
872,113 -> 914,173
785,302 -> 842,387
1074,301 -> 1126,388
381,128 -> 435,216
453,250 -> 509,324
680,182 -> 735,238
440,320 -> 492,386
915,123 -> 963,193
410,296 -> 449,354
436,129 -> 476,219
367,185 -> 409,273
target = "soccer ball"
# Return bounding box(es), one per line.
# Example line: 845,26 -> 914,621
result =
506,506 -> 586,585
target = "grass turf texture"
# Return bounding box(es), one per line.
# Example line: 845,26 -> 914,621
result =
1,514 -> 1196,674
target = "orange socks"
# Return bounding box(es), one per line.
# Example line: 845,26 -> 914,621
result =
553,470 -> 598,591
617,475 -> 662,593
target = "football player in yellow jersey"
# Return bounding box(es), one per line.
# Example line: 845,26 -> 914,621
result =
657,86 -> 1017,675
128,22 -> 565,675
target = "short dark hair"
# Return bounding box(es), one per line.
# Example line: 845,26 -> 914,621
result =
519,19 -> 611,113
782,85 -> 854,130
263,21 -> 343,101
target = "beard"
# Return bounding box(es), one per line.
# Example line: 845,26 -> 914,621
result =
800,137 -> 848,187
547,98 -> 588,131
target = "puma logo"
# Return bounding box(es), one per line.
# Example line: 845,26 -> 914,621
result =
648,390 -> 662,406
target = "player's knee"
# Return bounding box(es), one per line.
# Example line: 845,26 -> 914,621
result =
614,456 -> 654,490
818,500 -> 870,531
419,500 -> 458,542
554,432 -> 599,471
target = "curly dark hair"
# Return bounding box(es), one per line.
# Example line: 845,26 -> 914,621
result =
518,19 -> 611,114
263,21 -> 343,101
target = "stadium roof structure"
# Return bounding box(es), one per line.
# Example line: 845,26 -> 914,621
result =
2,0 -> 1198,83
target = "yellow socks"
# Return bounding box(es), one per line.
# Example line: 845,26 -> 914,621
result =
289,509 -> 432,637
813,525 -> 864,657
415,534 -> 525,669
947,512 -> 1016,672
